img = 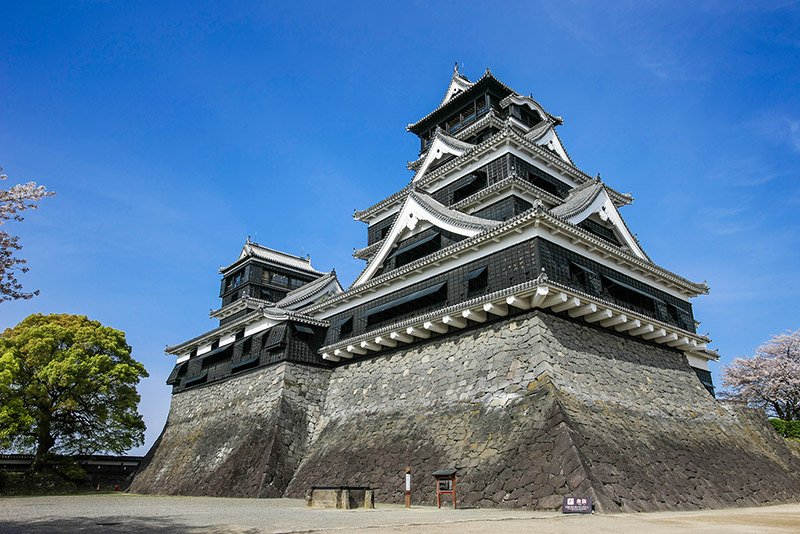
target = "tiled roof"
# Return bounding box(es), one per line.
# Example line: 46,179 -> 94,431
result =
407,69 -> 516,134
411,192 -> 501,232
550,181 -> 605,219
308,204 -> 708,316
277,271 -> 342,309
353,240 -> 383,260
357,124 -> 631,224
165,306 -> 329,355
438,66 -> 475,107
221,240 -> 324,275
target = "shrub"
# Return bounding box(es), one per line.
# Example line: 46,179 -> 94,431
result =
769,418 -> 800,439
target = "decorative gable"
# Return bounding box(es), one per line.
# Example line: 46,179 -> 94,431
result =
550,182 -> 648,260
412,129 -> 475,183
353,192 -> 499,287
440,63 -> 474,106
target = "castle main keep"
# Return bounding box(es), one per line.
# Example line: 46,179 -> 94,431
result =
131,67 -> 800,510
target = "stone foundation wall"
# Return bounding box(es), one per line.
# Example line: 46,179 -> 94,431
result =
130,362 -> 330,497
134,310 -> 800,510
287,311 -> 800,511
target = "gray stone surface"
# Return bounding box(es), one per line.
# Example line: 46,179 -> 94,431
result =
287,312 -> 800,511
130,362 -> 330,497
133,311 -> 800,511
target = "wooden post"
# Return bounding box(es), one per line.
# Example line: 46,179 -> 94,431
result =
405,466 -> 411,508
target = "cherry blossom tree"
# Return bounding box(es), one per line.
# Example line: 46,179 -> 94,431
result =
0,169 -> 55,302
722,330 -> 800,421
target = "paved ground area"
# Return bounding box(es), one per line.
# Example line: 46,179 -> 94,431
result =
1,494 -> 799,533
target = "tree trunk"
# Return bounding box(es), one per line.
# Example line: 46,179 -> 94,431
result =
31,420 -> 54,472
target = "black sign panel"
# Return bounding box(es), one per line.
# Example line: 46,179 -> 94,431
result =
562,496 -> 592,514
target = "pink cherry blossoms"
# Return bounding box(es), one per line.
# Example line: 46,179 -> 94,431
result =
722,329 -> 800,421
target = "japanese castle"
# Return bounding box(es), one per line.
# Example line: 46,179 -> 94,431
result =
166,65 -> 717,396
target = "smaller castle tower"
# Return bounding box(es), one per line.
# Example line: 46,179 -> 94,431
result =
164,240 -> 342,392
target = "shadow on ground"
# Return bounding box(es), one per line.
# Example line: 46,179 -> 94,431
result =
0,516 -> 259,534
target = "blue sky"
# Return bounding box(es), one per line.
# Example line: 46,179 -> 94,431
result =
1,1 -> 799,453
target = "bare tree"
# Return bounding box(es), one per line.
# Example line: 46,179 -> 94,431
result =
0,169 -> 55,302
722,329 -> 800,421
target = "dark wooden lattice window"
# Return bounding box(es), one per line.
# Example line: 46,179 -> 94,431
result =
693,368 -> 715,397
339,317 -> 353,338
465,266 -> 488,294
452,172 -> 488,203
526,171 -> 561,196
578,219 -> 622,247
294,324 -> 315,339
271,273 -> 289,287
226,269 -> 245,290
390,233 -> 442,269
366,282 -> 448,326
601,274 -> 657,314
568,261 -> 596,294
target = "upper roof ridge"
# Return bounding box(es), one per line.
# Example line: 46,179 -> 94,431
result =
221,240 -> 323,275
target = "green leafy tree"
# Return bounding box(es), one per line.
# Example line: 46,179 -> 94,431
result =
0,314 -> 148,471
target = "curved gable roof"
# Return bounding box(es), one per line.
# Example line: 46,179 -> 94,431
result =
352,191 -> 500,287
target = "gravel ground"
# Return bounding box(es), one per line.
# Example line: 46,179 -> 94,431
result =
0,494 -> 798,533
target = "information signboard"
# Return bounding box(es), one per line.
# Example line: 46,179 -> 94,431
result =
562,496 -> 592,514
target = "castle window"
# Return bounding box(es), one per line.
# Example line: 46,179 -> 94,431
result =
235,329 -> 245,341
465,267 -> 488,294
519,108 -> 543,127
339,317 -> 353,338
389,232 -> 441,269
452,172 -> 488,203
569,261 -> 595,293
294,324 -> 315,339
190,348 -> 197,358
289,278 -> 305,289
231,356 -> 259,374
226,269 -> 245,291
241,336 -> 252,355
380,226 -> 391,240
271,273 -> 289,287
525,171 -> 561,197
601,274 -> 657,314
366,282 -> 448,326
210,339 -> 220,350
578,219 -> 622,247
201,343 -> 232,369
184,371 -> 208,388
